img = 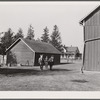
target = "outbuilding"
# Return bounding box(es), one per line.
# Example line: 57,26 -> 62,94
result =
6,38 -> 61,66
80,5 -> 100,71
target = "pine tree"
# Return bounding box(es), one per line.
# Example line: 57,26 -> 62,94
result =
1,28 -> 14,50
13,28 -> 24,42
26,25 -> 34,40
50,25 -> 63,52
41,26 -> 49,43
1,28 -> 14,63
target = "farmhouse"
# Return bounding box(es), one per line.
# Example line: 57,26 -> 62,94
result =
80,5 -> 100,71
6,38 -> 61,66
66,46 -> 80,59
61,46 -> 81,60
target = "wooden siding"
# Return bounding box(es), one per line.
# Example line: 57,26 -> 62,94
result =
84,40 -> 100,71
85,10 -> 100,41
84,26 -> 100,41
7,41 -> 35,66
83,9 -> 100,71
85,10 -> 100,26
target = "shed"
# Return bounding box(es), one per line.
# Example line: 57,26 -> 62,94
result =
6,38 -> 61,66
80,5 -> 100,71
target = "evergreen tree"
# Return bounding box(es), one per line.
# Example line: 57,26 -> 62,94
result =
1,28 -> 14,50
26,25 -> 34,40
41,26 -> 49,43
1,28 -> 14,63
0,43 -> 2,54
50,25 -> 63,52
13,28 -> 24,42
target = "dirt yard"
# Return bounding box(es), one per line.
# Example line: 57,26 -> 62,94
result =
0,60 -> 100,91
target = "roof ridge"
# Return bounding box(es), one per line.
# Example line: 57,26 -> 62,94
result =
6,38 -> 61,54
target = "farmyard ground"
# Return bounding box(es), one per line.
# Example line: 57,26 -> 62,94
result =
0,60 -> 100,91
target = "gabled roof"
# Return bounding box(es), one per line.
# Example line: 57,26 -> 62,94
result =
66,46 -> 79,53
80,5 -> 100,25
6,38 -> 61,54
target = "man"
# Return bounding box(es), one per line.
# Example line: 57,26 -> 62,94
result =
38,55 -> 44,70
44,56 -> 48,70
49,55 -> 54,70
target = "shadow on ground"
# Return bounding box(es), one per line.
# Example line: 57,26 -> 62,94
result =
71,79 -> 88,83
0,67 -> 73,76
34,62 -> 74,66
59,62 -> 74,65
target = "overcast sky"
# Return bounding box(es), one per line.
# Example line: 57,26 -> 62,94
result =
0,1 -> 100,53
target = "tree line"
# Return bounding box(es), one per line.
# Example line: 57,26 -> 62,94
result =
0,24 -> 63,58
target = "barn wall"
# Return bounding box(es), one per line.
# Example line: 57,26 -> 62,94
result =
85,26 -> 100,41
7,40 -> 35,66
84,40 -> 100,71
83,9 -> 100,71
85,10 -> 100,41
85,10 -> 100,26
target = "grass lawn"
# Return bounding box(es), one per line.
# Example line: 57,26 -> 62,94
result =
0,60 -> 100,91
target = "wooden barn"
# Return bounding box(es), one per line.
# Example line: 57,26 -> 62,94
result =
80,5 -> 100,71
6,38 -> 61,66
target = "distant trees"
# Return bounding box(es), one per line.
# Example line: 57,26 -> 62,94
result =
26,25 -> 35,40
1,28 -> 14,51
0,32 -> 4,54
41,26 -> 50,43
40,25 -> 63,52
0,28 -> 14,62
0,24 -> 63,57
13,28 -> 24,42
7,51 -> 17,65
50,25 -> 63,52
0,42 -> 3,55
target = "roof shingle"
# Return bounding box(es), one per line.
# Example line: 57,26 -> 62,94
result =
23,39 -> 61,54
